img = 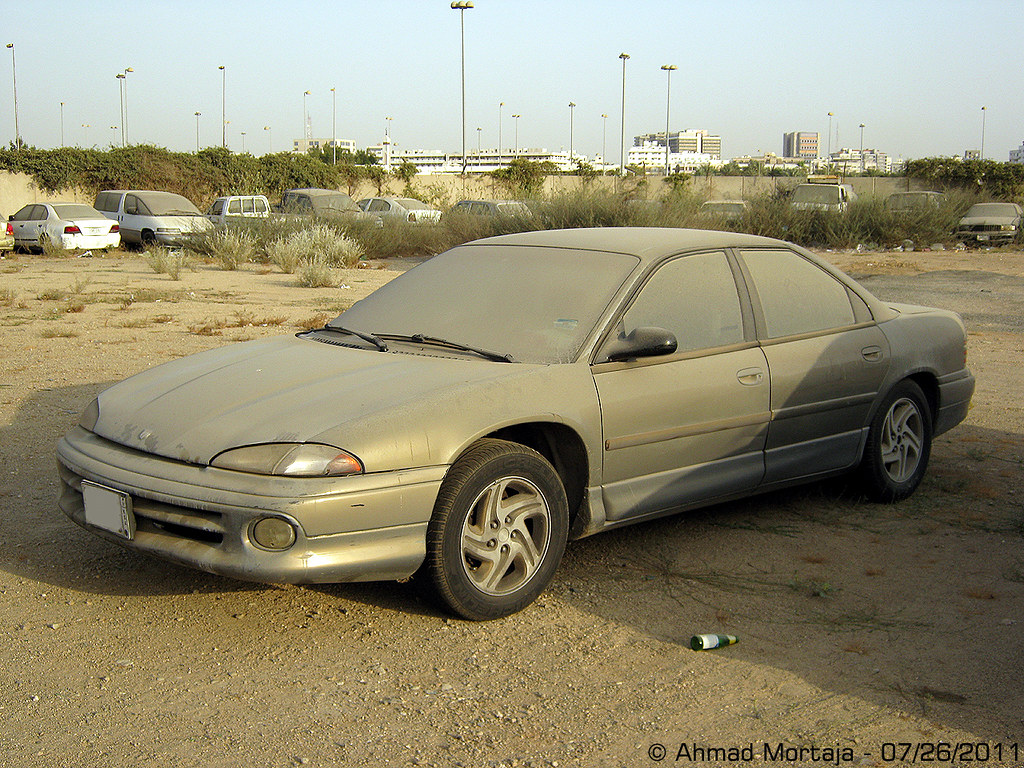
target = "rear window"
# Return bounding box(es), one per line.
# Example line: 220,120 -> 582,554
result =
53,204 -> 103,219
94,192 -> 122,212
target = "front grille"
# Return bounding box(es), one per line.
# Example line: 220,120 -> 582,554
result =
59,464 -> 225,545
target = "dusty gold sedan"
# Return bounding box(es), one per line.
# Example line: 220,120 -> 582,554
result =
57,228 -> 974,619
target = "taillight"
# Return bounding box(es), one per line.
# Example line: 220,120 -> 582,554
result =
4,223 -> 11,235
64,224 -> 81,234
110,224 -> 119,233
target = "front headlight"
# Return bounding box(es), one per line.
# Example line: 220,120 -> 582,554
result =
210,443 -> 363,477
79,398 -> 100,431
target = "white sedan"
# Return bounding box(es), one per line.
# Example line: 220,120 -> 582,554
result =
8,203 -> 120,252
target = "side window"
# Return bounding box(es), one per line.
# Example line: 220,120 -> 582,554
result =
620,251 -> 744,353
255,198 -> 268,214
31,205 -> 48,220
227,198 -> 242,214
241,197 -> 254,214
209,200 -> 225,216
297,196 -> 312,211
368,199 -> 387,212
94,192 -> 116,212
124,195 -> 139,215
741,249 -> 856,338
11,205 -> 34,221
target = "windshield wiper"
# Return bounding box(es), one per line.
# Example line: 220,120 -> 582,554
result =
379,333 -> 514,363
314,325 -> 389,352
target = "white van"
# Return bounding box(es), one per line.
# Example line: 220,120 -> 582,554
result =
790,182 -> 857,212
206,195 -> 271,226
94,190 -> 212,246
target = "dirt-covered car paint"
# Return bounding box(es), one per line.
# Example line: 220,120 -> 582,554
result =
57,228 -> 974,619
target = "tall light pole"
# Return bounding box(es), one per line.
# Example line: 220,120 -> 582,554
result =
121,67 -> 133,144
240,131 -> 247,152
6,43 -> 19,148
59,101 -> 65,147
331,87 -> 337,165
859,122 -> 865,172
302,90 -> 311,145
384,116 -> 393,170
619,53 -> 629,176
81,123 -> 90,148
451,1 -> 473,173
826,111 -> 834,164
512,113 -> 520,155
661,64 -> 677,174
476,126 -> 482,169
568,102 -> 576,171
264,125 -> 271,154
194,111 -> 201,152
109,125 -> 118,145
116,73 -> 126,147
980,106 -> 986,160
218,65 -> 226,148
601,113 -> 608,171
498,101 -> 504,165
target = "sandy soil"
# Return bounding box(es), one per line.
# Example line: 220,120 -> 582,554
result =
0,247 -> 1021,768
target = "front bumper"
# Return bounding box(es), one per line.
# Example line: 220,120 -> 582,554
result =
57,427 -> 447,584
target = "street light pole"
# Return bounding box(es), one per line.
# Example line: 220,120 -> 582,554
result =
661,64 -> 677,174
451,1 -> 473,174
60,101 -> 65,147
122,67 -> 133,144
859,122 -> 865,173
303,90 -> 311,146
219,65 -> 226,148
476,126 -> 482,169
194,111 -> 201,152
331,87 -> 337,164
498,101 -> 503,166
6,43 -> 19,148
512,114 -> 520,155
264,125 -> 271,154
240,131 -> 246,153
81,123 -> 90,148
980,106 -> 986,160
385,116 -> 393,170
601,113 -> 608,172
116,73 -> 126,147
568,102 -> 576,171
619,53 -> 629,176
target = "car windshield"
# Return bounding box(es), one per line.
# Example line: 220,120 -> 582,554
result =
792,186 -> 840,205
52,204 -> 104,219
138,194 -> 201,216
966,203 -> 1019,217
497,202 -> 530,215
332,244 -> 639,364
313,194 -> 358,212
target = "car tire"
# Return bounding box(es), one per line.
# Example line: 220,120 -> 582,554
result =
424,439 -> 568,620
141,230 -> 157,247
859,380 -> 932,502
38,232 -> 51,253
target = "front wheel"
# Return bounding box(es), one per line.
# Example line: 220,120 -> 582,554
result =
859,380 -> 932,502
424,439 -> 568,620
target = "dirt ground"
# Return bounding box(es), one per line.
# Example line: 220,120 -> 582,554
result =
0,246 -> 1021,768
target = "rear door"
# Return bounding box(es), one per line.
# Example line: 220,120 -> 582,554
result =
593,250 -> 770,522
737,248 -> 890,483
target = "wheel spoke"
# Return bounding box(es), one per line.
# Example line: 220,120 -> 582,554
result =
480,547 -> 513,591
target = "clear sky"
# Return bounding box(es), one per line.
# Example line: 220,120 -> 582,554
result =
3,0 -> 1023,162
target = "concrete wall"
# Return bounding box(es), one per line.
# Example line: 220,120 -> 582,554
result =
0,172 -> 92,216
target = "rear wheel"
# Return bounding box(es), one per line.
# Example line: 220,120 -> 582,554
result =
424,439 -> 568,620
859,380 -> 932,502
141,230 -> 157,247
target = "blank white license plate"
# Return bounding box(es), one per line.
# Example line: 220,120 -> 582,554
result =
82,481 -> 136,540
977,234 -> 990,241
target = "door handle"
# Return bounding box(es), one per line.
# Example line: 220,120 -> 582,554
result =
861,345 -> 883,362
736,367 -> 764,386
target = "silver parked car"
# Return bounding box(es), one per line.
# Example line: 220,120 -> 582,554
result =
94,190 -> 212,247
8,202 -> 120,252
357,197 -> 442,224
955,202 -> 1022,245
57,228 -> 974,619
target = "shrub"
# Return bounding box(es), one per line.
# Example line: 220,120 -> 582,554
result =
145,247 -> 190,279
296,257 -> 336,288
185,228 -> 255,270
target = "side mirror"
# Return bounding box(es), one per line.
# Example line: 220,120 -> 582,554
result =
603,326 -> 677,362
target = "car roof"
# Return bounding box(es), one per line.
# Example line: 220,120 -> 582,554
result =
286,188 -> 349,197
473,227 -> 791,264
99,190 -> 194,202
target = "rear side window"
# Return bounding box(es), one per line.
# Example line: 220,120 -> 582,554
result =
741,249 -> 856,338
255,198 -> 269,214
227,199 -> 242,214
241,198 -> 254,214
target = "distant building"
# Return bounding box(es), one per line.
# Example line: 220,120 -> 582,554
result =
1010,141 -> 1024,164
783,131 -> 819,159
963,149 -> 980,161
627,141 -> 722,173
363,146 -> 588,174
634,130 -> 722,160
292,137 -> 357,154
828,147 -> 893,174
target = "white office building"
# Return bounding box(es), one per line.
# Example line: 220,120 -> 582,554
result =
627,141 -> 721,173
1010,141 -> 1024,164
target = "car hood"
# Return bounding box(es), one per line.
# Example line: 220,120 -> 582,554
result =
92,335 -> 554,469
958,215 -> 1018,226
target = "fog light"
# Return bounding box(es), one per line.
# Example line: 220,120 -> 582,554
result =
251,517 -> 296,551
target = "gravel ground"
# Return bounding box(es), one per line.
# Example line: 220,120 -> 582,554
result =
1,248 -> 1021,768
